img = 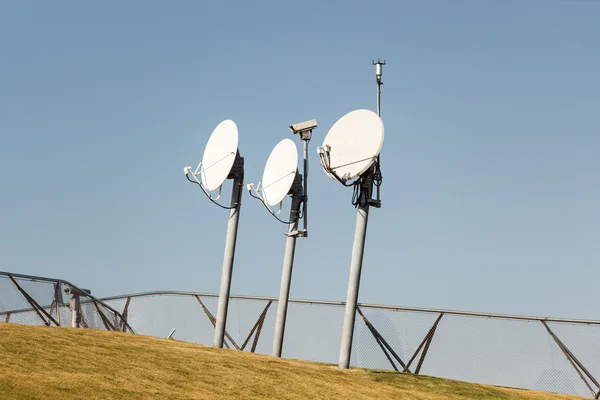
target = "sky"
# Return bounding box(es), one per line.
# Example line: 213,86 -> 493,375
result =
1,0 -> 599,320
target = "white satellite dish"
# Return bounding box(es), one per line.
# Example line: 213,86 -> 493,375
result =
200,119 -> 239,191
319,109 -> 384,182
261,139 -> 299,207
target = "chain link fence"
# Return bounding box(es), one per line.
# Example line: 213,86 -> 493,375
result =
2,271 -> 599,398
0,271 -> 133,333
94,292 -> 600,398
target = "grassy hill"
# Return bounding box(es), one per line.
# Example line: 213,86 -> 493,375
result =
0,323 -> 584,400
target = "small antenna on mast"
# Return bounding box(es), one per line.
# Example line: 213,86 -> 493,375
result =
372,59 -> 386,89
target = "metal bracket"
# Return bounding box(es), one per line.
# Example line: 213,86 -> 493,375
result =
368,199 -> 382,208
298,130 -> 312,141
227,153 -> 245,180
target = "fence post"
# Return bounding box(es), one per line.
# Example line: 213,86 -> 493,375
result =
70,295 -> 81,328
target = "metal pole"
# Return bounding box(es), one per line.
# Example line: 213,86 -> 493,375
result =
54,283 -> 61,326
302,140 -> 309,234
214,159 -> 244,348
70,295 -> 80,328
376,81 -> 381,116
272,192 -> 302,357
339,178 -> 372,369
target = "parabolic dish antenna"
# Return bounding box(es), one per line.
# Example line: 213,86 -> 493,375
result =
200,120 -> 239,191
320,109 -> 384,182
261,138 -> 299,207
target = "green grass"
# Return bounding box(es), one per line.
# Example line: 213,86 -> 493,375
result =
0,323 -> 585,400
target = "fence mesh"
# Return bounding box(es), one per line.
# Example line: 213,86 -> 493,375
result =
2,271 -> 599,399
0,272 -> 133,333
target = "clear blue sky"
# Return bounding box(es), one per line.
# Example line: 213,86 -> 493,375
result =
1,0 -> 598,319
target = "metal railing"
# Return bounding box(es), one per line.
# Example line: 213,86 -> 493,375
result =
0,271 -> 133,333
2,271 -> 599,398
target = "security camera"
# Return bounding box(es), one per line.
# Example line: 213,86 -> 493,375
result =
289,119 -> 317,134
64,287 -> 92,296
289,119 -> 317,140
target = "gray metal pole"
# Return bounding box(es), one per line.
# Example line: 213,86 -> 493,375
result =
214,162 -> 244,348
376,82 -> 381,116
338,196 -> 370,369
302,140 -> 309,234
70,295 -> 80,328
272,193 -> 302,357
54,284 -> 61,326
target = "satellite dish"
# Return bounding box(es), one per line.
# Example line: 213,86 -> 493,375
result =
200,120 -> 239,191
261,139 -> 299,207
319,109 -> 384,182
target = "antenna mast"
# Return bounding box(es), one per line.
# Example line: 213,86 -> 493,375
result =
374,59 -> 385,116
373,59 -> 385,204
337,60 -> 386,370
